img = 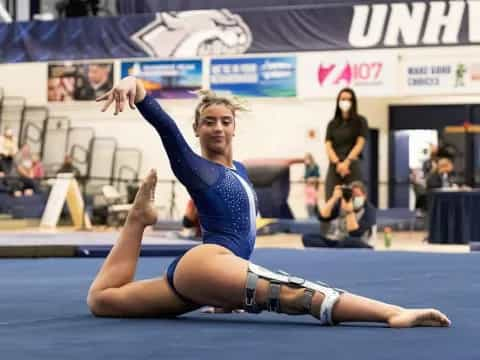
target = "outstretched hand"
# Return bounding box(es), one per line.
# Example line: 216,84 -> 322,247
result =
96,76 -> 138,115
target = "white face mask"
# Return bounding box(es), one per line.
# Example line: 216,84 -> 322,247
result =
353,196 -> 365,209
338,100 -> 352,113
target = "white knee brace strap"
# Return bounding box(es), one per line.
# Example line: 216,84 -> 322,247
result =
244,263 -> 343,325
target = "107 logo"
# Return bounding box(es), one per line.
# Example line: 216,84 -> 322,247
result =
317,62 -> 383,85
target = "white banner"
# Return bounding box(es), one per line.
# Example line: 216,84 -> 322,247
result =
297,52 -> 398,98
401,58 -> 480,95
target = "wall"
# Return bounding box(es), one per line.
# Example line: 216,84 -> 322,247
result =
1,45 -> 480,217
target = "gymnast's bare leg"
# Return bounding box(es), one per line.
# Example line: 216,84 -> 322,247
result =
87,170 -> 199,317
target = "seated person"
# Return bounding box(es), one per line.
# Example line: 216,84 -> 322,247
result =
0,127 -> 18,174
57,154 -> 81,179
302,181 -> 376,249
304,153 -> 320,219
182,199 -> 202,239
426,155 -> 458,190
10,144 -> 38,196
0,160 -> 19,195
0,166 -> 8,193
31,154 -> 45,179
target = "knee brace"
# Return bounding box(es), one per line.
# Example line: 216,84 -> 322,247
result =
244,263 -> 344,325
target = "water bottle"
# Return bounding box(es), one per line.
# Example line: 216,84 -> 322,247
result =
384,226 -> 393,248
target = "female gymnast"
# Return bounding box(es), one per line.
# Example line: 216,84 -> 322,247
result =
87,76 -> 450,328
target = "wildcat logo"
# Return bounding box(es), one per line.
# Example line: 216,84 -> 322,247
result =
318,62 -> 383,86
349,1 -> 480,47
131,10 -> 252,58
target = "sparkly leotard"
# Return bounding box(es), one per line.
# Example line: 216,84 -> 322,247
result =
137,95 -> 257,299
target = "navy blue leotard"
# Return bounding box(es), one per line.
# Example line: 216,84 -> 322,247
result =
137,95 -> 257,299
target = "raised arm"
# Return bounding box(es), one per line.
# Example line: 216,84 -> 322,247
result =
97,77 -> 218,190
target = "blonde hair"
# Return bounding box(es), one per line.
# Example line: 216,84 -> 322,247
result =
194,90 -> 248,124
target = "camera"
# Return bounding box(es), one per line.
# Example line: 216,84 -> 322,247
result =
341,185 -> 353,201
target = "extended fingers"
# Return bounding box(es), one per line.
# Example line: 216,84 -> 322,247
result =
128,90 -> 136,110
98,82 -> 137,114
100,93 -> 115,112
119,91 -> 128,113
96,92 -> 111,102
113,90 -> 129,115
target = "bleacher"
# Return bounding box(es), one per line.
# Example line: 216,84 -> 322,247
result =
0,86 -> 142,220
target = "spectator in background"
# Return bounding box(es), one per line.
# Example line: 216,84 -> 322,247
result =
182,199 -> 202,239
0,127 -> 18,173
57,154 -> 81,179
32,154 -> 45,179
56,0 -> 100,17
409,168 -> 427,215
302,181 -> 376,249
9,144 -> 38,196
304,153 -> 320,219
422,143 -> 438,177
15,144 -> 34,178
0,168 -> 8,193
325,88 -> 368,199
426,155 -> 458,190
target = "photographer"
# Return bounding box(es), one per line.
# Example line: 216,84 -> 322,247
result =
302,181 -> 376,249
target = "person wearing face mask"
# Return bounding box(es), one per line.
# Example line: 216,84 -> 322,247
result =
324,88 -> 368,200
302,181 -> 376,249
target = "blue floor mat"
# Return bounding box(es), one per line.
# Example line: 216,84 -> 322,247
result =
0,249 -> 478,360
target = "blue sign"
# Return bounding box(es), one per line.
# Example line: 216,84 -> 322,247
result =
1,3 -> 477,63
121,59 -> 202,99
210,57 -> 296,97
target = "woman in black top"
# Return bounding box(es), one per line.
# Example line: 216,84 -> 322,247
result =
325,88 -> 368,199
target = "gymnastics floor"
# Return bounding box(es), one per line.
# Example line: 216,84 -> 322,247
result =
0,248 -> 478,360
0,231 -> 198,257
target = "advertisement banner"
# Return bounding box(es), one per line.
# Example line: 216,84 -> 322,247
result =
4,1 -> 480,63
47,62 -> 114,102
402,59 -> 480,95
297,52 -> 397,98
121,59 -> 202,99
210,56 -> 296,97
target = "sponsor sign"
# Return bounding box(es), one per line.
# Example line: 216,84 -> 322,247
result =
5,2 -> 480,63
402,59 -> 480,95
297,52 -> 397,97
121,59 -> 203,99
210,56 -> 296,97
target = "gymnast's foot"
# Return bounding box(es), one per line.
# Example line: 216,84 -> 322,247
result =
388,308 -> 451,328
129,169 -> 158,226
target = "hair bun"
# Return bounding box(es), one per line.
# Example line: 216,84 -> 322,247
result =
193,89 -> 250,114
194,89 -> 218,102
